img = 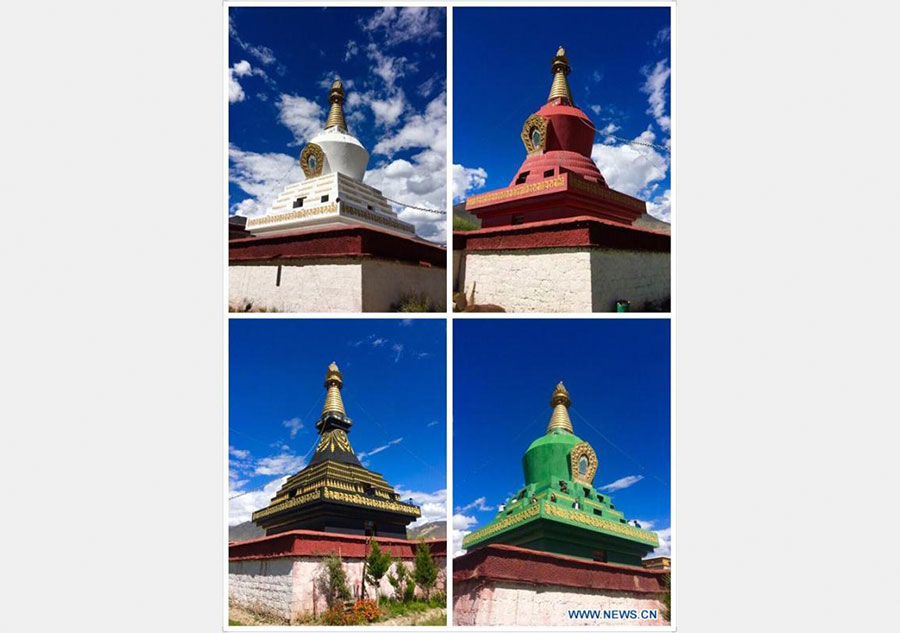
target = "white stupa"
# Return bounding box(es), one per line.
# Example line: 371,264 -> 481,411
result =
245,80 -> 416,237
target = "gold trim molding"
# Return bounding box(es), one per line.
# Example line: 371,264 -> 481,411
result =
300,143 -> 325,178
570,442 -> 598,485
521,114 -> 548,154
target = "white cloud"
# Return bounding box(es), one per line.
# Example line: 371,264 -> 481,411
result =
452,164 -> 487,202
646,188 -> 671,223
229,18 -> 277,66
369,92 -> 407,128
357,437 -> 403,460
641,59 -> 671,131
228,145 -> 305,217
277,94 -> 324,144
373,93 -> 445,156
391,343 -> 404,362
634,519 -> 672,558
396,487 -> 447,527
426,420 -> 439,427
600,122 -> 621,136
590,105 -> 603,115
599,474 -> 645,492
456,496 -> 495,513
255,452 -> 305,476
344,40 -> 358,61
362,7 -> 442,47
229,446 -> 250,460
452,513 -> 477,557
229,476 -> 285,526
228,66 -> 246,103
591,127 -> 669,199
282,417 -> 303,439
365,43 -> 408,92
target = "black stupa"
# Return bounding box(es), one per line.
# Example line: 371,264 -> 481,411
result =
252,362 -> 420,537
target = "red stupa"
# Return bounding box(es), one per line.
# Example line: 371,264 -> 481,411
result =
466,47 -> 647,228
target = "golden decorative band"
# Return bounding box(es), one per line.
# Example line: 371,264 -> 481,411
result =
466,175 -> 566,209
462,504 -> 541,548
246,203 -> 338,228
544,503 -> 659,545
323,488 -> 420,516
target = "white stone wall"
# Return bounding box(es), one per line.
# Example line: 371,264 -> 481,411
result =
457,247 -> 669,313
460,249 -> 594,312
230,259 -> 445,313
360,260 -> 446,312
454,580 -> 666,627
589,249 -> 670,312
229,556 -> 446,623
230,260 -> 363,312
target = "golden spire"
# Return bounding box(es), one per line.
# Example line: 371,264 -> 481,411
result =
322,361 -> 346,416
547,46 -> 574,105
546,381 -> 574,434
324,79 -> 348,131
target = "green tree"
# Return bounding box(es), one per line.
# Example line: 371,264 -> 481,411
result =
412,541 -> 438,600
364,539 -> 393,601
316,552 -> 351,609
387,561 -> 415,603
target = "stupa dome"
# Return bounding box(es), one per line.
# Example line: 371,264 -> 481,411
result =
302,79 -> 369,181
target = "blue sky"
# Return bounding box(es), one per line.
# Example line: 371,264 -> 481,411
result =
228,7 -> 447,242
229,319 -> 446,527
452,319 -> 671,557
453,7 -> 672,222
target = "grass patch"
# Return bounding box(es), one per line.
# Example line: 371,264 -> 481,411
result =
390,294 -> 440,312
420,612 -> 447,626
453,215 -> 480,231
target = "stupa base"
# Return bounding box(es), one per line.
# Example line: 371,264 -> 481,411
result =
229,530 -> 446,623
454,216 -> 669,313
453,544 -> 668,627
230,225 -> 446,312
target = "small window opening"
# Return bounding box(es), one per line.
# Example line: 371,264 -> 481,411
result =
543,168 -> 554,178
321,194 -> 329,203
293,197 -> 304,208
276,265 -> 282,287
515,171 -> 529,185
512,214 -> 525,225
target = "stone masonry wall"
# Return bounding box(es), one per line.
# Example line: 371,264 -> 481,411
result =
460,249 -> 594,312
590,249 -> 670,312
454,578 -> 666,627
458,247 -> 669,313
360,259 -> 446,312
229,260 -> 363,312
230,555 -> 447,623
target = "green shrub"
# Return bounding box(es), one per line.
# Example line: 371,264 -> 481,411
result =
316,553 -> 351,609
413,541 -> 438,600
453,215 -> 480,231
364,540 -> 393,600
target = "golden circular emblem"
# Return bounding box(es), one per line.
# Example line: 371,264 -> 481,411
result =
521,114 -> 548,154
570,442 -> 598,485
300,143 -> 325,178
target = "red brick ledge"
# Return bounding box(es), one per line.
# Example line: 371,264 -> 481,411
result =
453,544 -> 666,594
453,216 -> 669,253
229,529 -> 447,561
230,224 -> 446,268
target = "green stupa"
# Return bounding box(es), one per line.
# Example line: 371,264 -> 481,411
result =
462,382 -> 659,566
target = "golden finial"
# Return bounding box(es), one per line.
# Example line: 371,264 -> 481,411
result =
324,79 -> 348,131
548,46 -> 574,105
322,361 -> 346,416
546,381 -> 574,434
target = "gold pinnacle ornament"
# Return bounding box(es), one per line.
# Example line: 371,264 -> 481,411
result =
324,79 -> 348,130
322,361 -> 346,416
546,381 -> 575,434
547,46 -> 574,105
